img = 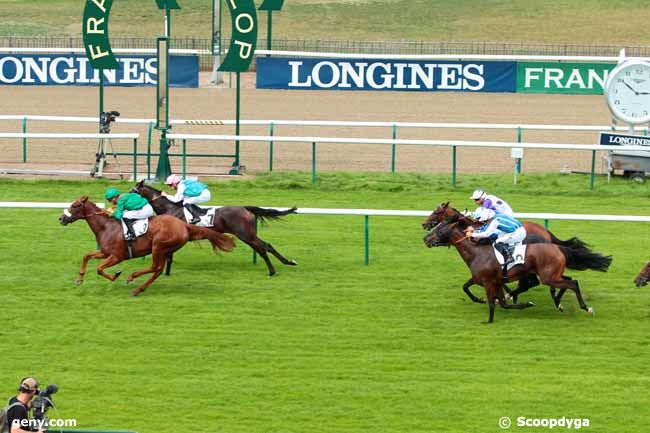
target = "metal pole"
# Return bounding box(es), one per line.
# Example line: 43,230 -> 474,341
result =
590,149 -> 596,191
133,138 -> 138,180
364,215 -> 369,265
269,122 -> 274,172
253,216 -> 258,264
312,141 -> 316,184
391,123 -> 397,173
544,219 -> 549,229
516,126 -> 522,174
452,145 -> 457,186
235,72 -> 241,168
22,116 -> 27,163
182,138 -> 187,178
147,122 -> 153,179
266,11 -> 273,55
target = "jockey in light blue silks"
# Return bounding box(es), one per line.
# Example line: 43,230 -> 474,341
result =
163,174 -> 211,224
467,208 -> 526,277
470,189 -> 514,216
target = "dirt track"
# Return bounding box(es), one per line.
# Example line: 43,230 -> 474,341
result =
0,72 -> 615,177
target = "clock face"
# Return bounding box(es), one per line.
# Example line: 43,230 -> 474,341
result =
605,60 -> 650,124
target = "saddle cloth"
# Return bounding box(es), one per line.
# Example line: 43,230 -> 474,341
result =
183,207 -> 216,227
121,219 -> 149,239
493,243 -> 527,270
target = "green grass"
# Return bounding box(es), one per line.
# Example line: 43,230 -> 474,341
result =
2,0 -> 650,44
1,172 -> 649,433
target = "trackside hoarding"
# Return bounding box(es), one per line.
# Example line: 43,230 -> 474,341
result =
257,57 -> 620,95
517,62 -> 614,94
0,54 -> 198,87
256,57 -> 517,92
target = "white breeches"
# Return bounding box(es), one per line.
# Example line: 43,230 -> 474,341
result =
497,226 -> 526,245
184,189 -> 211,205
123,204 -> 155,220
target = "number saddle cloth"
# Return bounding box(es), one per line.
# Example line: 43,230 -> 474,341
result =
121,219 -> 149,239
183,206 -> 217,228
492,243 -> 527,270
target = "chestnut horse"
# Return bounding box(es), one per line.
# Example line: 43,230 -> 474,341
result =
422,201 -> 588,303
131,181 -> 297,276
634,262 -> 650,287
59,196 -> 235,296
423,213 -> 612,323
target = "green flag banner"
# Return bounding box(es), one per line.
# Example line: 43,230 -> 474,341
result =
155,0 -> 181,10
517,62 -> 615,94
219,0 -> 258,72
259,0 -> 284,10
82,0 -> 119,70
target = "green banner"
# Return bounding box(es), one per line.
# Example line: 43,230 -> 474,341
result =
82,0 -> 119,70
259,0 -> 284,10
517,62 -> 615,94
219,0 -> 258,72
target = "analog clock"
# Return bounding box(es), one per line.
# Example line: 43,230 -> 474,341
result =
604,60 -> 650,124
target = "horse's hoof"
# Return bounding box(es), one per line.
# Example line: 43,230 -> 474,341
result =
558,304 -> 564,312
269,271 -> 276,277
126,277 -> 134,284
289,260 -> 298,266
505,293 -> 512,300
131,290 -> 140,297
477,298 -> 486,304
588,307 -> 595,316
75,279 -> 83,286
527,301 -> 536,307
115,270 -> 122,279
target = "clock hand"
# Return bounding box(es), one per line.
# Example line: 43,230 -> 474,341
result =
622,80 -> 639,95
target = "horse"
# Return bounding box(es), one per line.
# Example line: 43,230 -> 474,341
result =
58,196 -> 235,296
131,180 -> 297,276
423,213 -> 612,323
634,261 -> 650,287
422,201 -> 588,303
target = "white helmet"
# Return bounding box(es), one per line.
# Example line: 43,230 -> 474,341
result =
470,189 -> 487,201
476,208 -> 496,222
165,174 -> 181,186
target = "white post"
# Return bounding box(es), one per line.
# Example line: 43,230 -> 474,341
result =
211,0 -> 224,85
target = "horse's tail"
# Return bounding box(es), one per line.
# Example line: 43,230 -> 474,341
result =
244,206 -> 297,224
186,225 -> 235,253
549,230 -> 589,249
559,245 -> 612,272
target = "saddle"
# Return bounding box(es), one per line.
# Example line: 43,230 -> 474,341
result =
121,219 -> 149,240
493,243 -> 526,271
182,206 -> 216,227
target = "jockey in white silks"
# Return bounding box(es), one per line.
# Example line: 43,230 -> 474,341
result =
470,189 -> 514,216
467,208 -> 526,277
163,174 -> 211,224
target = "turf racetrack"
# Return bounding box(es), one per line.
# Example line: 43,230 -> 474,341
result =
1,173 -> 649,433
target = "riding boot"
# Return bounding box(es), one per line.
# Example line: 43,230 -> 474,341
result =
123,218 -> 137,241
184,203 -> 201,224
495,242 -> 510,279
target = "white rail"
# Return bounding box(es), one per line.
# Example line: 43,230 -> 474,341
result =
1,202 -> 649,222
0,47 -> 205,55
0,133 -> 139,139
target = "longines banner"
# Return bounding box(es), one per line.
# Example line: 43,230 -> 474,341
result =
0,54 -> 198,87
517,62 -> 615,94
256,57 -> 517,92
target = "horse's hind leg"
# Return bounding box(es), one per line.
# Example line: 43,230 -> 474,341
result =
165,253 -> 174,276
96,255 -> 124,282
131,251 -> 167,296
242,239 -> 277,276
568,278 -> 593,315
265,241 -> 297,266
544,276 -> 593,315
462,278 -> 485,304
77,251 -> 107,285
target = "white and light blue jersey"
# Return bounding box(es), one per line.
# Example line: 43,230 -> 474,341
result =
471,213 -> 522,239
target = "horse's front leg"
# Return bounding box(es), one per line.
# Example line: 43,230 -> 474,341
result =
96,255 -> 124,282
462,278 -> 485,304
77,251 -> 107,285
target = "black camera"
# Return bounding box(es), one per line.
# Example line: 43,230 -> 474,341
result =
99,110 -> 120,133
31,384 -> 59,424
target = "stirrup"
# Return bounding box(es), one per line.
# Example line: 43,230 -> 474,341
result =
189,217 -> 200,224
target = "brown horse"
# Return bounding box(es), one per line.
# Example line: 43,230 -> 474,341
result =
131,181 -> 297,276
634,262 -> 650,287
423,213 -> 612,323
58,196 -> 235,296
422,201 -> 587,303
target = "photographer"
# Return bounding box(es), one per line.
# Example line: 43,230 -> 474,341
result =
6,378 -> 44,433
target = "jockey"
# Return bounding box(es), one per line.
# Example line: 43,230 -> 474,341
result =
105,188 -> 155,241
163,174 -> 211,224
470,189 -> 513,216
467,208 -> 526,277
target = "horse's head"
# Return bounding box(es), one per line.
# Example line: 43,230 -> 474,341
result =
422,201 -> 451,230
423,213 -> 477,247
59,196 -> 95,225
634,261 -> 650,288
130,180 -> 161,201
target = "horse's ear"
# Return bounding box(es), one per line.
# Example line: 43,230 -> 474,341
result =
444,201 -> 449,207
137,179 -> 144,187
80,195 -> 88,203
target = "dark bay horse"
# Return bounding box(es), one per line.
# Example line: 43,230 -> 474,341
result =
131,181 -> 297,276
424,213 -> 612,323
59,196 -> 235,296
422,202 -> 588,303
634,262 -> 650,287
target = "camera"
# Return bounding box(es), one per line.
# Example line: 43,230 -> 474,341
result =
99,110 -> 120,133
31,384 -> 59,425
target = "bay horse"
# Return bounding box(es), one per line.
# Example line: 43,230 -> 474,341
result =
634,261 -> 650,287
131,180 -> 297,276
59,196 -> 235,296
423,213 -> 612,323
422,201 -> 588,303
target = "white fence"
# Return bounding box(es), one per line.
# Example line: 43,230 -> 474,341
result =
3,202 -> 649,264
